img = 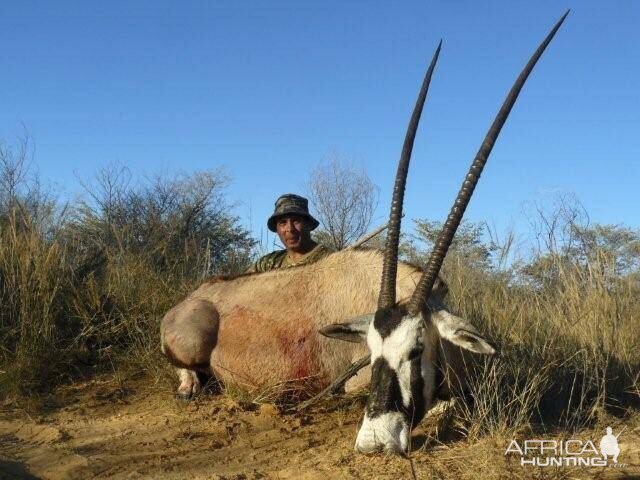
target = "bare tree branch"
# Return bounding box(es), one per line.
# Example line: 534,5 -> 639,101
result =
307,154 -> 378,250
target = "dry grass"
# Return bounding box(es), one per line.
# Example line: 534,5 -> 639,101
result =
0,210 -> 191,397
442,253 -> 640,442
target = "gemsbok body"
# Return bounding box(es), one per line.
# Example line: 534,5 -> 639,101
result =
161,11 -> 568,454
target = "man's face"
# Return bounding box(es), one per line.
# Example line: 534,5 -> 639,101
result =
276,214 -> 311,251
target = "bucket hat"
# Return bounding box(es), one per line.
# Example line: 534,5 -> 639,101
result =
267,194 -> 320,232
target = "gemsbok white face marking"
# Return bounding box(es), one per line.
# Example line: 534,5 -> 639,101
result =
366,312 -> 423,408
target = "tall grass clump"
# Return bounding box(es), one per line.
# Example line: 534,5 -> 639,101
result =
409,200 -> 640,437
0,139 -> 255,398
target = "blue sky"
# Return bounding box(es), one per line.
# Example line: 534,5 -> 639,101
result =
1,1 -> 638,249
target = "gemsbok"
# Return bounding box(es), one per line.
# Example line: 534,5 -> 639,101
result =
161,11 -> 568,454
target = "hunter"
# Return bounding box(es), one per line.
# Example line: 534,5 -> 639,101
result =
250,194 -> 333,272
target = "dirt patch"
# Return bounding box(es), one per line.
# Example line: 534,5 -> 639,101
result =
1,380 -> 639,479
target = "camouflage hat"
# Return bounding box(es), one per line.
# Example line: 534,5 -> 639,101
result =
267,194 -> 320,232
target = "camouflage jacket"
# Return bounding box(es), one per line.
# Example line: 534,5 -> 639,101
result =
250,243 -> 334,273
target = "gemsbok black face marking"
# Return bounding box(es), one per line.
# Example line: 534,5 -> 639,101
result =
325,12 -> 569,454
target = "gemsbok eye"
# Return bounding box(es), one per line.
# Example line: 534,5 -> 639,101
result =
408,345 -> 424,359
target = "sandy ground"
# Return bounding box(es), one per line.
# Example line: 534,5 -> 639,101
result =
1,378 -> 639,480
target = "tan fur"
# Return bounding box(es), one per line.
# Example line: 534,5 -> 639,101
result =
161,249 -> 432,393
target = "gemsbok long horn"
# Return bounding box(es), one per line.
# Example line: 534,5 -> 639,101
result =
378,40 -> 442,309
407,10 -> 570,315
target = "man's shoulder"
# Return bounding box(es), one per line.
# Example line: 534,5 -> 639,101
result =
253,249 -> 287,272
258,249 -> 287,262
250,244 -> 336,273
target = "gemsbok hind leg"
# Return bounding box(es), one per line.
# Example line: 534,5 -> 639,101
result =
160,298 -> 219,399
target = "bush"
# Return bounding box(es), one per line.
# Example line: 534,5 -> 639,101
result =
0,142 -> 255,398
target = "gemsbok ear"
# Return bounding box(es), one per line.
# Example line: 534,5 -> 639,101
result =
431,310 -> 496,355
318,314 -> 373,343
